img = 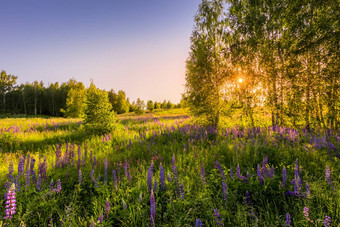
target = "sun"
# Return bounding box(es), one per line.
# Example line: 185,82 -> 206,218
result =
238,78 -> 243,83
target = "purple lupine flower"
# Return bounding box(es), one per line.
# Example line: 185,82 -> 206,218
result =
7,161 -> 14,182
104,158 -> 108,184
4,183 -> 16,219
112,170 -> 118,190
285,213 -> 291,226
325,166 -> 334,189
262,157 -> 268,176
323,215 -> 331,227
172,166 -> 179,188
25,170 -> 30,187
245,191 -> 251,205
49,179 -> 54,191
78,169 -> 82,185
257,164 -> 264,185
303,207 -> 313,223
105,199 -> 110,219
77,145 -> 81,171
230,166 -> 234,179
201,163 -> 206,185
216,160 -> 226,182
213,209 -> 224,226
196,219 -> 202,227
36,174 -> 41,191
98,213 -> 103,223
30,157 -> 36,184
282,167 -> 287,188
150,190 -> 156,227
55,144 -> 61,168
14,176 -> 21,192
18,156 -> 25,176
222,181 -> 228,203
124,159 -> 129,178
179,182 -> 184,200
160,164 -> 165,191
147,167 -> 153,192
237,164 -> 248,183
54,179 -> 62,193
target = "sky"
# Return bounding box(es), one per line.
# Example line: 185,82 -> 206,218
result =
0,0 -> 200,103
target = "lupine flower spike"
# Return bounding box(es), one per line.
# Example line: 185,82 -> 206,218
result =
4,183 -> 16,220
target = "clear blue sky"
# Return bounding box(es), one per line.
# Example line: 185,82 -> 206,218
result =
0,0 -> 200,103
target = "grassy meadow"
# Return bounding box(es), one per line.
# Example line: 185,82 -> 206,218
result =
0,109 -> 339,226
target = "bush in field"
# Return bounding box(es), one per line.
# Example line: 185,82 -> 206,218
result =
84,82 -> 115,134
134,98 -> 145,115
147,100 -> 154,112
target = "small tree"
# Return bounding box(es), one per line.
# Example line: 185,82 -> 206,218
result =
134,98 -> 145,115
84,82 -> 115,134
61,83 -> 86,118
0,70 -> 17,112
147,100 -> 154,112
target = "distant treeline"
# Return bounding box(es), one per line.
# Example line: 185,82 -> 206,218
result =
0,71 -> 181,117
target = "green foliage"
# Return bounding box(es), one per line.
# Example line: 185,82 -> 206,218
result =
185,0 -> 229,127
84,82 -> 116,134
134,98 -> 145,115
146,100 -> 154,112
61,82 -> 86,118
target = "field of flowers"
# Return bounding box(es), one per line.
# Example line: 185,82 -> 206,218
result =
0,111 -> 339,226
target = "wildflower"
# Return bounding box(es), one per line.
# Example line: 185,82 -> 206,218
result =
285,213 -> 291,226
112,170 -> 118,190
18,156 -> 25,176
213,209 -> 224,226
216,160 -> 226,182
257,164 -> 264,185
222,181 -> 228,203
25,170 -> 30,187
237,164 -> 248,183
4,183 -> 16,219
323,215 -> 331,227
325,166 -> 334,189
147,167 -> 153,192
98,213 -> 103,223
104,158 -> 108,184
36,174 -> 41,191
160,164 -> 165,191
245,191 -> 251,205
303,207 -> 314,223
77,145 -> 81,171
230,166 -> 234,179
105,199 -> 110,219
172,166 -> 179,188
78,169 -> 82,185
282,167 -> 287,188
150,190 -> 156,227
7,161 -> 14,182
49,179 -> 54,191
195,219 -> 202,227
179,182 -> 184,200
54,179 -> 62,193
